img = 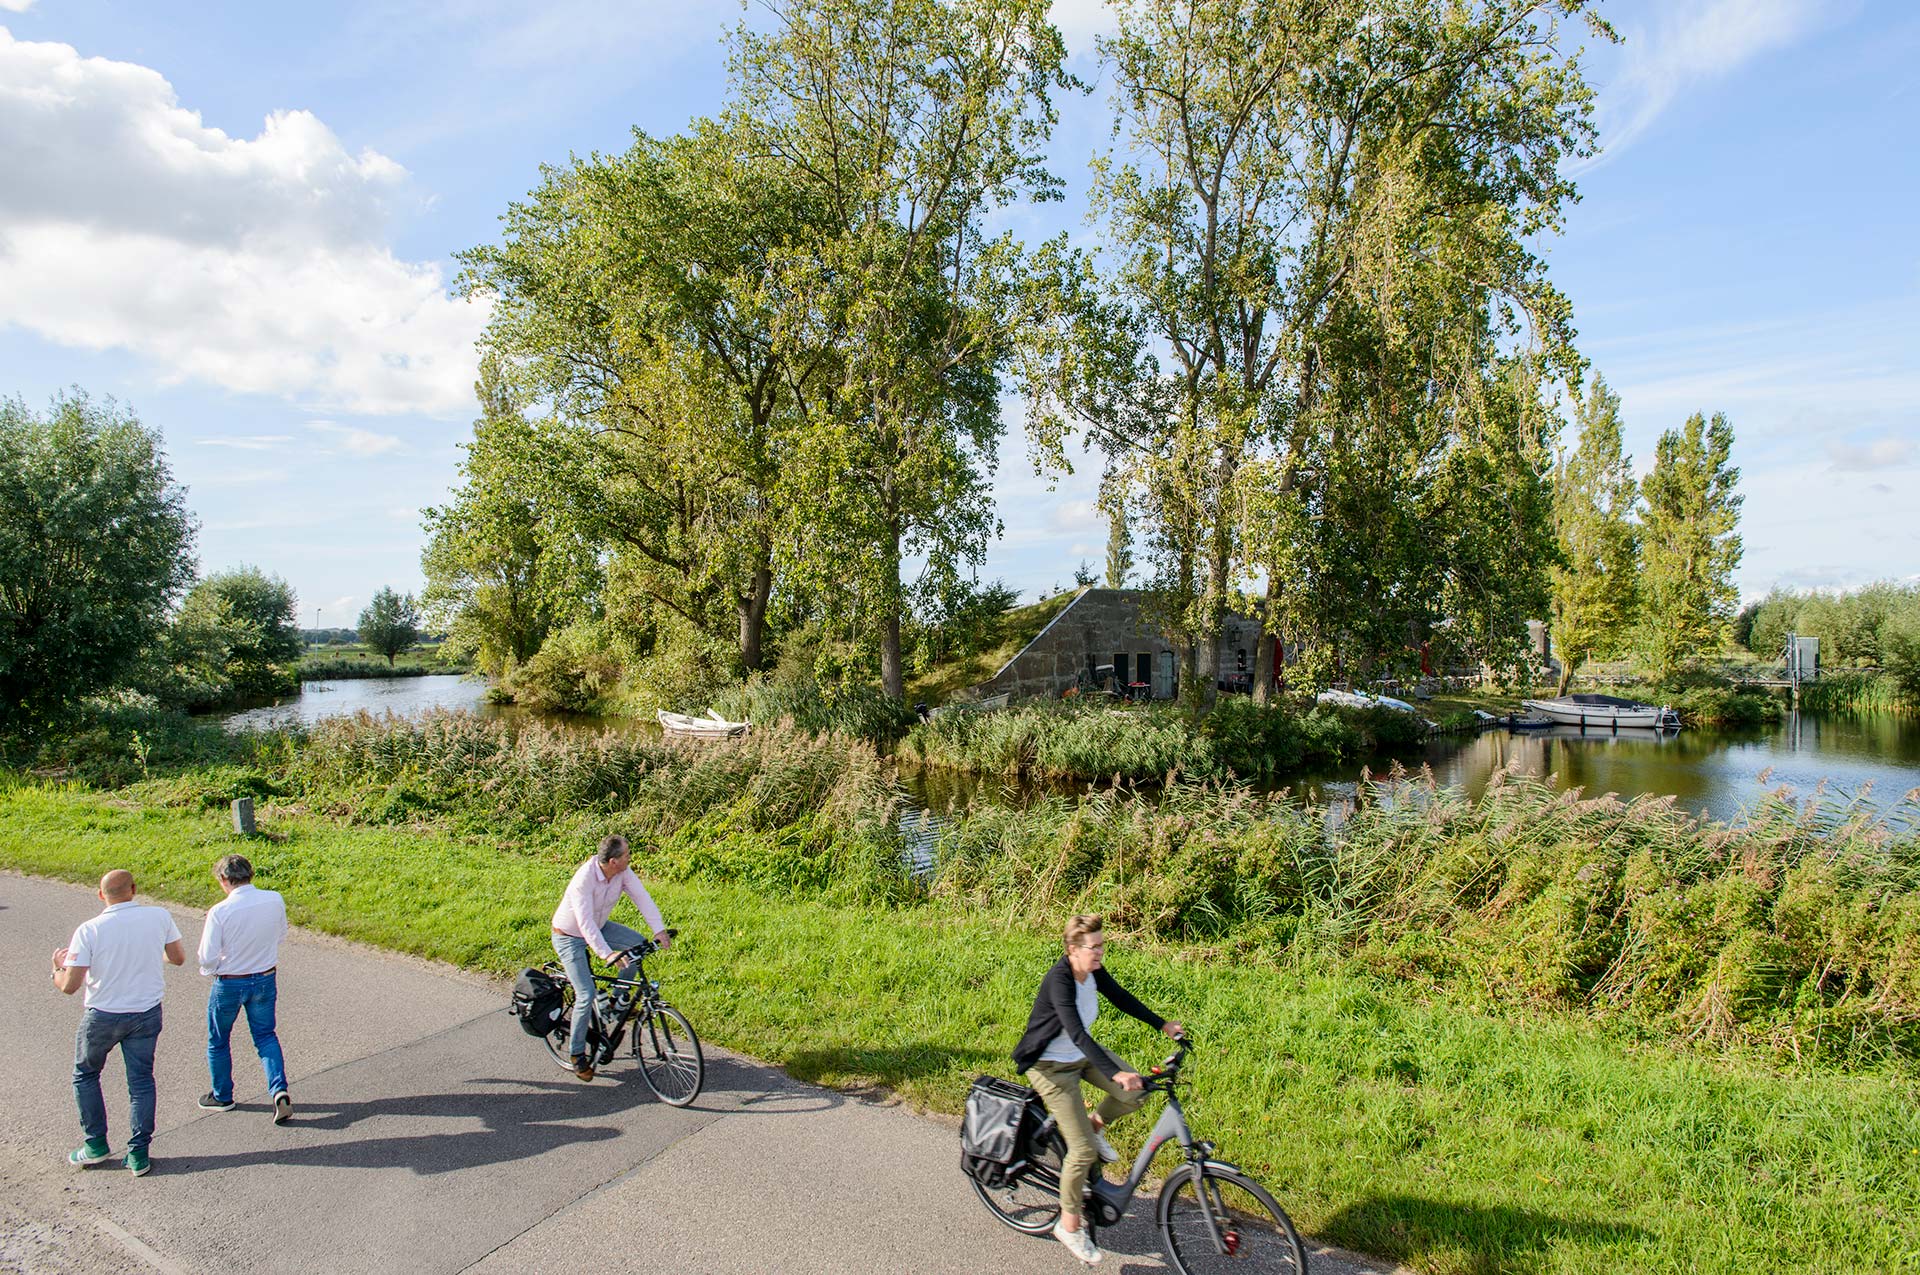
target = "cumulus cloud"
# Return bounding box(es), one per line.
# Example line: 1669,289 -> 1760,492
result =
0,29 -> 486,415
1827,436 -> 1914,472
1579,0 -> 1826,171
0,0 -> 35,11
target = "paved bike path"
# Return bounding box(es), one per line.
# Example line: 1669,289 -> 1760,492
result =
2,872 -> 1404,1274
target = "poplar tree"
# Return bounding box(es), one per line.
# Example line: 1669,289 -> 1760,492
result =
1549,375 -> 1640,692
1638,411 -> 1742,676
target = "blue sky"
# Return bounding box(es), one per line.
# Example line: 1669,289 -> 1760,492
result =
0,0 -> 1914,628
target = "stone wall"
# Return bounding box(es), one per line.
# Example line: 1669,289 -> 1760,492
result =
973,588 -> 1267,702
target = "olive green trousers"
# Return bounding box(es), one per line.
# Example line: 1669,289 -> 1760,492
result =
1027,1056 -> 1149,1220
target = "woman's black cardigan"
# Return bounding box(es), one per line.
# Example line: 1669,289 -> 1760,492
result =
1012,954 -> 1166,1081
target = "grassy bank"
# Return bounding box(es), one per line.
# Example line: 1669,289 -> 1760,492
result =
298,643 -> 471,680
3,777 -> 1916,1273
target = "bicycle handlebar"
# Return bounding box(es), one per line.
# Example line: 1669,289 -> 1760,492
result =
612,927 -> 679,964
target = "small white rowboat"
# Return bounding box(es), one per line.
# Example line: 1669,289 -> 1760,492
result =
1520,694 -> 1680,731
657,709 -> 751,739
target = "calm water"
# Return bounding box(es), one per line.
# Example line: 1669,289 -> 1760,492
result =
221,674 -> 499,731
228,676 -> 1920,829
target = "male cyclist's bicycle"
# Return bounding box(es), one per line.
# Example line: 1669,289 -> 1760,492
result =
971,1038 -> 1306,1274
539,929 -> 704,1106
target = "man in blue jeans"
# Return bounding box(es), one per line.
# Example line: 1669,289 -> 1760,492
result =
550,834 -> 671,1080
52,869 -> 186,1176
195,853 -> 292,1123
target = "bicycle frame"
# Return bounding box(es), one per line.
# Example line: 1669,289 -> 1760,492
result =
582,949 -> 665,1061
1080,1086 -> 1203,1226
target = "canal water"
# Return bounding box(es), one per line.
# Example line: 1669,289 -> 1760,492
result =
227,676 -> 1920,831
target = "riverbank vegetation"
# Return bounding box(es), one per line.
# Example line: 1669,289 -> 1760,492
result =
296,642 -> 470,681
3,712 -> 1917,1271
1742,581 -> 1920,710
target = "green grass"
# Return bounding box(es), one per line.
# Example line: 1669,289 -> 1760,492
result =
298,642 -> 471,679
906,588 -> 1082,704
4,775 -> 1918,1273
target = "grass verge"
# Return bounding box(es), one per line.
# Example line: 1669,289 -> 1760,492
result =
3,778 -> 1916,1273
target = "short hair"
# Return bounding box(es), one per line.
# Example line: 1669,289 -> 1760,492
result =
1065,914 -> 1104,949
215,853 -> 254,884
597,835 -> 630,864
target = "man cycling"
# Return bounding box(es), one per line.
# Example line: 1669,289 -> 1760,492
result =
550,835 -> 671,1081
1013,913 -> 1182,1266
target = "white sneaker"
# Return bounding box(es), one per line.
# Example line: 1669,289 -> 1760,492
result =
1091,1128 -> 1120,1163
1053,1223 -> 1102,1265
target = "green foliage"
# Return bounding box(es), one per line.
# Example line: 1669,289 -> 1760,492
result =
1746,583 -> 1920,709
1550,375 -> 1640,689
357,586 -> 421,668
0,392 -> 196,735
1638,411 -> 1743,676
506,621 -> 624,714
149,565 -> 302,709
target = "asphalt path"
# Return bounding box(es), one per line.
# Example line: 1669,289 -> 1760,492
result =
2,872 -> 1404,1275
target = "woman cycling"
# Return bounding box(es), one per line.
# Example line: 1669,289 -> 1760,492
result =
1013,913 -> 1182,1266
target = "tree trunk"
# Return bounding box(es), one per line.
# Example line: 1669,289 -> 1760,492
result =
1555,656 -> 1575,696
1251,575 -> 1280,705
880,525 -> 904,700
738,560 -> 773,673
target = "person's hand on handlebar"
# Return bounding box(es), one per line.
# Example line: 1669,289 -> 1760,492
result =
1115,1071 -> 1145,1091
1162,1020 -> 1185,1040
652,929 -> 673,952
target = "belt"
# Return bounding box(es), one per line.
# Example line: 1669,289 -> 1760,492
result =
217,967 -> 276,980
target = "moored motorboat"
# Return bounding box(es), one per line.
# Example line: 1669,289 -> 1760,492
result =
657,709 -> 751,739
1520,694 -> 1679,731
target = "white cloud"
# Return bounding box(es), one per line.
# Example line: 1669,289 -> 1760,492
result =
307,420 -> 404,457
196,434 -> 294,450
1578,0 -> 1827,171
1827,436 -> 1914,472
0,29 -> 486,415
0,0 -> 35,12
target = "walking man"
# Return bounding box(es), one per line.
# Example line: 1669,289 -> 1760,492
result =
551,834 -> 671,1081
51,869 -> 185,1177
196,853 -> 292,1123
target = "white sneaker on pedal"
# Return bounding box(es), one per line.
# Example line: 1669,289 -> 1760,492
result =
1053,1223 -> 1102,1265
1091,1128 -> 1120,1163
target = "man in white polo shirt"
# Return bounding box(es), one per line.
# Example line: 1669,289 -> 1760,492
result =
195,853 -> 292,1124
51,869 -> 186,1177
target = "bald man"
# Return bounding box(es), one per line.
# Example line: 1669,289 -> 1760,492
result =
52,870 -> 185,1177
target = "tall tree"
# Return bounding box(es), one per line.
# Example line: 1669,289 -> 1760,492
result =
1638,411 -> 1742,676
1023,0 -> 1602,701
731,0 -> 1071,698
420,360 -> 599,675
358,587 -> 422,668
0,393 -> 195,734
176,566 -> 302,697
1549,375 -> 1640,692
458,120 -> 826,673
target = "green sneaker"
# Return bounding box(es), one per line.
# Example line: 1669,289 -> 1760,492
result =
68,1138 -> 112,1167
125,1148 -> 151,1177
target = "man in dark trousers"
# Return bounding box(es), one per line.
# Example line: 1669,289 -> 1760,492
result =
52,869 -> 185,1177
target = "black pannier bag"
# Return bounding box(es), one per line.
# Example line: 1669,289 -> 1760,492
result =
510,968 -> 567,1038
961,1075 -> 1044,1187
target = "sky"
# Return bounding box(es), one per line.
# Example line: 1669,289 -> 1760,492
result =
0,0 -> 1914,628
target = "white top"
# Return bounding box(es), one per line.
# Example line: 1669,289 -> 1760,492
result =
551,857 -> 666,961
197,884 -> 288,976
1038,970 -> 1100,1064
65,902 -> 181,1013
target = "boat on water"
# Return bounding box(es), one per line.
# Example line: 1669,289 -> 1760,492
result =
657,708 -> 751,739
1316,689 -> 1422,715
1520,694 -> 1680,731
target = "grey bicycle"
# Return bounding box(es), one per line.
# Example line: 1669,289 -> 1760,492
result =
539,930 -> 703,1106
972,1038 -> 1306,1273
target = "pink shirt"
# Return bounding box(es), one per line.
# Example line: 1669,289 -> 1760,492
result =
551,857 -> 665,961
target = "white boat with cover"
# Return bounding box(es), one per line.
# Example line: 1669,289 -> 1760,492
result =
657,709 -> 751,739
1520,694 -> 1680,731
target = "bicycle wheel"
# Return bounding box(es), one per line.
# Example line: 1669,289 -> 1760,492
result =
1160,1166 -> 1307,1274
970,1126 -> 1065,1236
633,1003 -> 703,1106
543,979 -> 579,1068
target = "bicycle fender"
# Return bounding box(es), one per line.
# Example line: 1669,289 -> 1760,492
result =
1152,1161 -> 1249,1226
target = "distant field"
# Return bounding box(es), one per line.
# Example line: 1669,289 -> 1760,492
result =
297,642 -> 470,679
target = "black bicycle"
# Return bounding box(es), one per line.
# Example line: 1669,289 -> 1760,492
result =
540,930 -> 704,1106
972,1038 -> 1306,1273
